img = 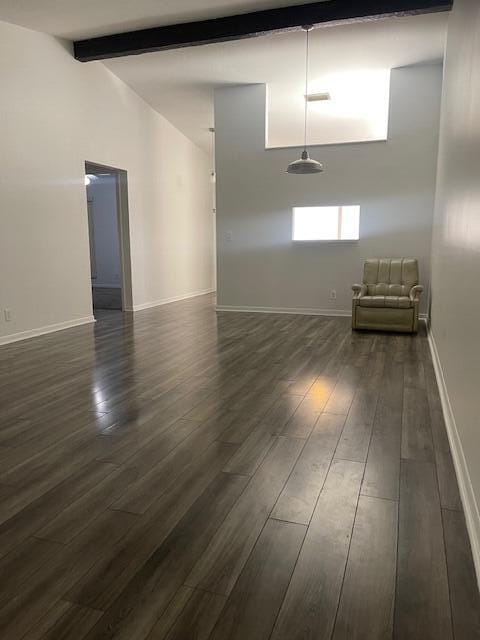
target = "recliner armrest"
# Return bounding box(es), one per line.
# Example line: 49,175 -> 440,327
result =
352,284 -> 367,299
409,285 -> 424,302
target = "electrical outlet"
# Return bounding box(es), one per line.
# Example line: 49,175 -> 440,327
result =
4,309 -> 12,322
330,289 -> 337,300
225,231 -> 233,243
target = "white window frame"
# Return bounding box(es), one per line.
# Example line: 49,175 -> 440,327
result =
292,205 -> 360,243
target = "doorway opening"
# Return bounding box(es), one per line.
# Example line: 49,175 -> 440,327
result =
85,161 -> 133,316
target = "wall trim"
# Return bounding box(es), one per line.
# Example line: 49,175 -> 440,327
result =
0,315 -> 95,346
216,305 -> 429,320
216,304 -> 352,317
428,329 -> 480,587
132,288 -> 215,312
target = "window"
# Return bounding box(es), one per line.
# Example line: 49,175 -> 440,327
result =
292,205 -> 360,242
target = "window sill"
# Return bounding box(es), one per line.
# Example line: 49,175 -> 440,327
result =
292,239 -> 359,244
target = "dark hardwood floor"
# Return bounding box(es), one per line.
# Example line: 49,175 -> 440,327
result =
0,293 -> 479,640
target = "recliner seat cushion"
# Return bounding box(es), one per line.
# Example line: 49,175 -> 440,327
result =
359,295 -> 413,309
366,283 -> 410,296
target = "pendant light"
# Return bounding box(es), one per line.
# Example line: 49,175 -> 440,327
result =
287,26 -> 324,175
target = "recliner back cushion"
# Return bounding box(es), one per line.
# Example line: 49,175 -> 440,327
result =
363,258 -> 418,296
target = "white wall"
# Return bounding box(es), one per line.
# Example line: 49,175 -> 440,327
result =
0,20 -> 215,341
429,0 -> 480,579
215,64 -> 442,314
87,176 -> 121,288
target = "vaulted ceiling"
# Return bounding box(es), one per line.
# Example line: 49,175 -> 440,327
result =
0,1 -> 448,151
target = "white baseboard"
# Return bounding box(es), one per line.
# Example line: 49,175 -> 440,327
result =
216,304 -> 352,317
132,288 -> 215,312
0,315 -> 95,346
428,329 -> 480,588
216,306 -> 429,321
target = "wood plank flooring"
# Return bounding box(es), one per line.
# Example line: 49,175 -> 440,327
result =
0,294 -> 479,640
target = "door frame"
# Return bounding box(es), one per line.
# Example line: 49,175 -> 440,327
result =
85,161 -> 133,312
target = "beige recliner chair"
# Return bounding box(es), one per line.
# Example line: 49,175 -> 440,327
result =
352,258 -> 423,333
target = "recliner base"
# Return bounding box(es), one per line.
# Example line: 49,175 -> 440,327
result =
352,306 -> 418,333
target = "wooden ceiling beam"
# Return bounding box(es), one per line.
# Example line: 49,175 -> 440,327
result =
74,0 -> 452,62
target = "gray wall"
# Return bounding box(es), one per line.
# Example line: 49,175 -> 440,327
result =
215,64 -> 442,314
430,0 -> 480,578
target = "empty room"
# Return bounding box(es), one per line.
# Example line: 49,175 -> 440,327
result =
0,1 -> 479,639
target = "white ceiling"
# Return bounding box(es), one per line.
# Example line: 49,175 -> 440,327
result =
0,2 -> 448,151
0,0 -> 329,39
105,13 -> 447,150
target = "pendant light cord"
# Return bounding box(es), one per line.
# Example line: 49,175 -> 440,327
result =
304,26 -> 310,151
